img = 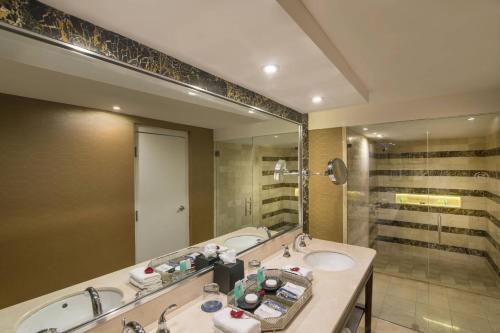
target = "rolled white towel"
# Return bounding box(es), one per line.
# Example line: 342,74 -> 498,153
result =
213,308 -> 261,333
130,267 -> 161,284
282,265 -> 313,281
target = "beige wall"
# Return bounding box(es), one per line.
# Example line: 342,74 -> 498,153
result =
309,88 -> 500,129
309,128 -> 345,242
0,93 -> 214,308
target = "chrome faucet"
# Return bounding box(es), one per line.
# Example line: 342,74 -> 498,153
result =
122,319 -> 146,333
156,304 -> 177,333
85,287 -> 103,317
258,226 -> 272,239
293,233 -> 312,252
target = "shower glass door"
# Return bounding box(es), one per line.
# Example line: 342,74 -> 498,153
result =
215,137 -> 254,236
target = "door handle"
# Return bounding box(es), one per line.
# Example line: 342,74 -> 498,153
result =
177,205 -> 185,212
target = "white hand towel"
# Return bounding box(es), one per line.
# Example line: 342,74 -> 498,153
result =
129,277 -> 162,290
130,267 -> 161,283
213,308 -> 261,333
282,265 -> 313,281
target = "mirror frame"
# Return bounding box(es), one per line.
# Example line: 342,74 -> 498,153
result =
0,2 -> 309,331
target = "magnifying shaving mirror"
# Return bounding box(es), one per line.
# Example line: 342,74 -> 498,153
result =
325,158 -> 348,185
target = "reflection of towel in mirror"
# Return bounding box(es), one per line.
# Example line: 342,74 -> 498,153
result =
129,266 -> 161,283
212,308 -> 261,333
129,277 -> 162,290
282,265 -> 313,281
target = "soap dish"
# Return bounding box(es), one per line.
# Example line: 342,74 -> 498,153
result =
236,296 -> 261,311
262,278 -> 283,292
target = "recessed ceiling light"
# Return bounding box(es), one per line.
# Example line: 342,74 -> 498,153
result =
372,132 -> 378,135
467,117 -> 475,121
248,109 -> 255,114
188,91 -> 197,96
377,134 -> 383,138
312,96 -> 323,104
112,105 -> 121,111
363,128 -> 368,131
274,135 -> 279,138
262,64 -> 279,74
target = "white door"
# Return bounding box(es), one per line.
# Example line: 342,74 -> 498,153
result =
135,126 -> 189,263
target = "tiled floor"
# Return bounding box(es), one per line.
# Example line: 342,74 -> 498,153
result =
372,272 -> 500,333
374,249 -> 500,298
357,317 -> 420,333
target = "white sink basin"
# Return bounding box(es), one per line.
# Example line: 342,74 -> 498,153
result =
304,251 -> 355,272
17,288 -> 123,333
224,235 -> 263,252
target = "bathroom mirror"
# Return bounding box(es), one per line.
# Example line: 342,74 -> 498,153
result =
326,158 -> 348,185
0,26 -> 303,332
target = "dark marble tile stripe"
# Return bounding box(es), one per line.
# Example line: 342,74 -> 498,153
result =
376,219 -> 500,251
370,169 -> 499,178
370,186 -> 500,204
262,169 -> 298,176
375,202 -> 500,229
262,196 -> 299,204
262,156 -> 299,162
262,183 -> 298,190
485,253 -> 500,276
377,235 -> 500,276
268,221 -> 298,232
262,208 -> 299,219
371,147 -> 500,159
376,235 -> 487,256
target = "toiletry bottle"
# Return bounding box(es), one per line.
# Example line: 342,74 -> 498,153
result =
234,280 -> 244,300
256,267 -> 265,289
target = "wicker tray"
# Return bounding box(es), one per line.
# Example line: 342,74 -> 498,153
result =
227,269 -> 313,331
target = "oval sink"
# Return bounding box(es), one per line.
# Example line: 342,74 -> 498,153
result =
17,288 -> 123,333
224,235 -> 263,252
304,251 -> 355,272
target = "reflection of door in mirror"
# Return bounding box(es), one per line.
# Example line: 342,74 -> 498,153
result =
135,127 -> 189,263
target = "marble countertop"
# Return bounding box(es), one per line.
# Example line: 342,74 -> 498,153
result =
0,227 -> 278,333
144,239 -> 376,333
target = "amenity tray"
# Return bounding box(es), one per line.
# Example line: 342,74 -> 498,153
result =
227,269 -> 313,331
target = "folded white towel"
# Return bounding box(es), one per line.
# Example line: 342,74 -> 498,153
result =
130,267 -> 161,283
213,308 -> 261,333
129,277 -> 162,290
282,265 -> 313,281
214,328 -> 224,333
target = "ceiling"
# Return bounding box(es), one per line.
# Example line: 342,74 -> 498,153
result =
0,29 -> 280,130
300,0 -> 500,104
40,0 -> 366,113
350,113 -> 500,142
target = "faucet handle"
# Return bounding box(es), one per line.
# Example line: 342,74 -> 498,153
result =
299,233 -> 312,247
282,244 -> 291,257
157,304 -> 177,333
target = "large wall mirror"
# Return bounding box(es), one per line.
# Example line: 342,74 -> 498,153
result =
0,27 -> 303,332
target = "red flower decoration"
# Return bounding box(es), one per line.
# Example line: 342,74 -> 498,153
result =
230,310 -> 244,319
144,267 -> 154,274
290,267 -> 300,272
258,289 -> 266,298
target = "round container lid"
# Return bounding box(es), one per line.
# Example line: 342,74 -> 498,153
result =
265,279 -> 278,288
245,293 -> 258,304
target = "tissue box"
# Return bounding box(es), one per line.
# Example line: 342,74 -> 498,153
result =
214,259 -> 244,294
194,254 -> 219,270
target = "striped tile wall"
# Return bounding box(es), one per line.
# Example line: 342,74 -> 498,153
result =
370,135 -> 500,276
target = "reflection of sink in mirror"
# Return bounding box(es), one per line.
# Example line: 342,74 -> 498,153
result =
224,235 -> 263,252
304,251 -> 355,272
16,288 -> 123,333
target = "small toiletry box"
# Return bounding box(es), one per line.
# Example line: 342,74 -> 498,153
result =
213,259 -> 244,294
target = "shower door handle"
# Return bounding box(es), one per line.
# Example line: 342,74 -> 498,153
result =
437,214 -> 442,244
